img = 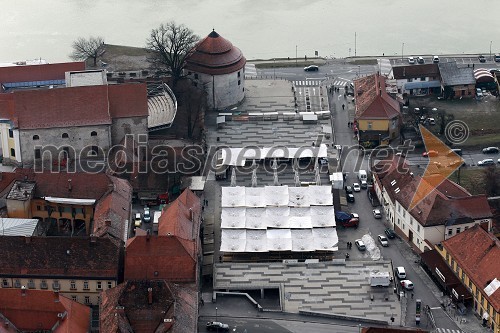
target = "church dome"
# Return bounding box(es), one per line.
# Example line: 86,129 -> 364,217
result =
185,30 -> 246,75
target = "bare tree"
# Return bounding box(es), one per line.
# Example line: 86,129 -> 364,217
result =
70,36 -> 104,67
146,21 -> 199,89
483,166 -> 499,196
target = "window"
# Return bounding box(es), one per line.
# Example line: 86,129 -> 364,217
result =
403,211 -> 406,218
464,226 -> 468,231
84,296 -> 90,304
456,227 -> 461,234
398,205 -> 401,213
70,281 -> 76,290
448,229 -> 452,236
417,225 -> 420,232
107,281 -> 113,289
194,73 -> 198,80
35,148 -> 41,159
14,279 -> 21,288
62,133 -> 69,138
420,77 -> 425,81
367,122 -> 373,129
238,71 -> 240,78
10,148 -> 15,157
83,281 -> 89,290
2,279 -> 9,288
40,280 -> 48,289
71,295 -> 78,302
90,131 -> 97,137
238,80 -> 241,86
33,135 -> 39,140
97,281 -> 102,290
8,129 -> 13,138
28,279 -> 35,289
52,280 -> 60,290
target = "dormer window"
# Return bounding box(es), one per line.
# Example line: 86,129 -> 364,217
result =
91,131 -> 97,137
62,133 -> 69,139
33,135 -> 39,140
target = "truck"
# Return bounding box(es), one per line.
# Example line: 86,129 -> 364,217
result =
370,271 -> 391,287
358,169 -> 367,182
153,211 -> 161,233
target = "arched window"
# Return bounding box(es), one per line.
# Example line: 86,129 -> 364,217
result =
62,133 -> 69,138
33,135 -> 39,140
90,131 -> 97,137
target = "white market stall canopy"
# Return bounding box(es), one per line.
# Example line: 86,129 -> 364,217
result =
220,185 -> 338,253
220,144 -> 328,166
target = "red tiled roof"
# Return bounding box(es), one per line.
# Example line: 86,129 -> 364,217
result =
99,280 -> 197,333
159,189 -> 201,239
185,30 -> 246,75
93,176 -> 132,244
442,225 -> 500,311
0,289 -> 90,333
108,83 -> 148,118
124,235 -> 196,281
12,85 -> 112,129
0,236 -> 120,278
12,169 -> 112,200
354,74 -> 400,120
392,64 -> 440,80
0,62 -> 85,84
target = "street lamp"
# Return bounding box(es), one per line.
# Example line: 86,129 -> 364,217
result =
215,306 -> 218,322
273,58 -> 276,80
402,42 -> 404,61
490,41 -> 492,61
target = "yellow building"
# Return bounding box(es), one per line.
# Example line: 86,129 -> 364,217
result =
353,74 -> 401,148
436,225 -> 500,332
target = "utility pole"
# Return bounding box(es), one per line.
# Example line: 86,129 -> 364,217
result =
490,41 -> 493,61
355,32 -> 357,57
296,45 -> 298,65
402,42 -> 404,61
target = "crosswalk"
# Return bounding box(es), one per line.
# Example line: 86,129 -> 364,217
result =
435,328 -> 464,333
332,78 -> 351,88
293,80 -> 323,86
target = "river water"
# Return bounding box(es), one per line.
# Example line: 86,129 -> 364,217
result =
2,0 -> 500,63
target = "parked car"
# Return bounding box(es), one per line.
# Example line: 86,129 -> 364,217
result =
482,147 -> 499,154
433,55 -> 439,63
378,235 -> 389,247
447,148 -> 462,156
476,88 -> 483,98
400,280 -> 414,290
355,239 -> 366,251
408,57 -> 415,64
417,56 -> 424,64
427,117 -> 435,125
395,266 -> 406,279
304,65 -> 319,71
134,213 -> 142,228
207,321 -> 230,331
143,207 -> 151,223
478,55 -> 486,63
352,183 -> 361,192
478,159 -> 495,166
373,209 -> 382,219
385,228 -> 396,239
360,180 -> 367,189
422,150 -> 438,157
335,211 -> 359,228
345,185 -> 353,194
346,193 -> 355,203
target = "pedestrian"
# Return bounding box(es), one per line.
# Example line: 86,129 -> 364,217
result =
342,104 -> 345,110
345,253 -> 350,259
347,241 -> 350,248
411,292 -> 414,299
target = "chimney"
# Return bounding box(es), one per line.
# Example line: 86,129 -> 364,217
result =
25,235 -> 31,244
105,220 -> 112,227
90,234 -> 97,243
68,179 -> 72,191
116,306 -> 125,314
148,287 -> 153,305
21,286 -> 26,296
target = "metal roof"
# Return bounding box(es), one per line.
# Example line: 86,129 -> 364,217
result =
0,218 -> 38,236
438,62 -> 475,86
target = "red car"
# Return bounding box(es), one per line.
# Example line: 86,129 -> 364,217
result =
422,150 -> 438,157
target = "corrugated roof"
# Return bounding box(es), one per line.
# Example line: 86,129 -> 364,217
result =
0,218 -> 38,236
438,62 -> 475,86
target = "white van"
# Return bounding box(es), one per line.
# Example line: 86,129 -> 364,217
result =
395,266 -> 406,279
358,170 -> 367,182
433,55 -> 439,63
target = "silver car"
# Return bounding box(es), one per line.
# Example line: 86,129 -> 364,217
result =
378,235 -> 389,247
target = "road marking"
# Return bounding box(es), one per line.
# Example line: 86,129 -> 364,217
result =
435,328 -> 464,333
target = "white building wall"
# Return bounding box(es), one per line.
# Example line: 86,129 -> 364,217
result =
195,70 -> 245,110
13,129 -> 21,163
0,123 -> 10,161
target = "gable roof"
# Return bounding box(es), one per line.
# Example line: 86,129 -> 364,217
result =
99,280 -> 197,333
438,62 -> 475,86
12,85 -> 112,129
0,236 -> 120,278
442,225 -> 500,311
354,74 -> 400,120
108,83 -> 148,118
0,289 -> 90,333
158,189 -> 201,239
93,176 -> 132,244
0,62 -> 85,85
392,64 -> 440,80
